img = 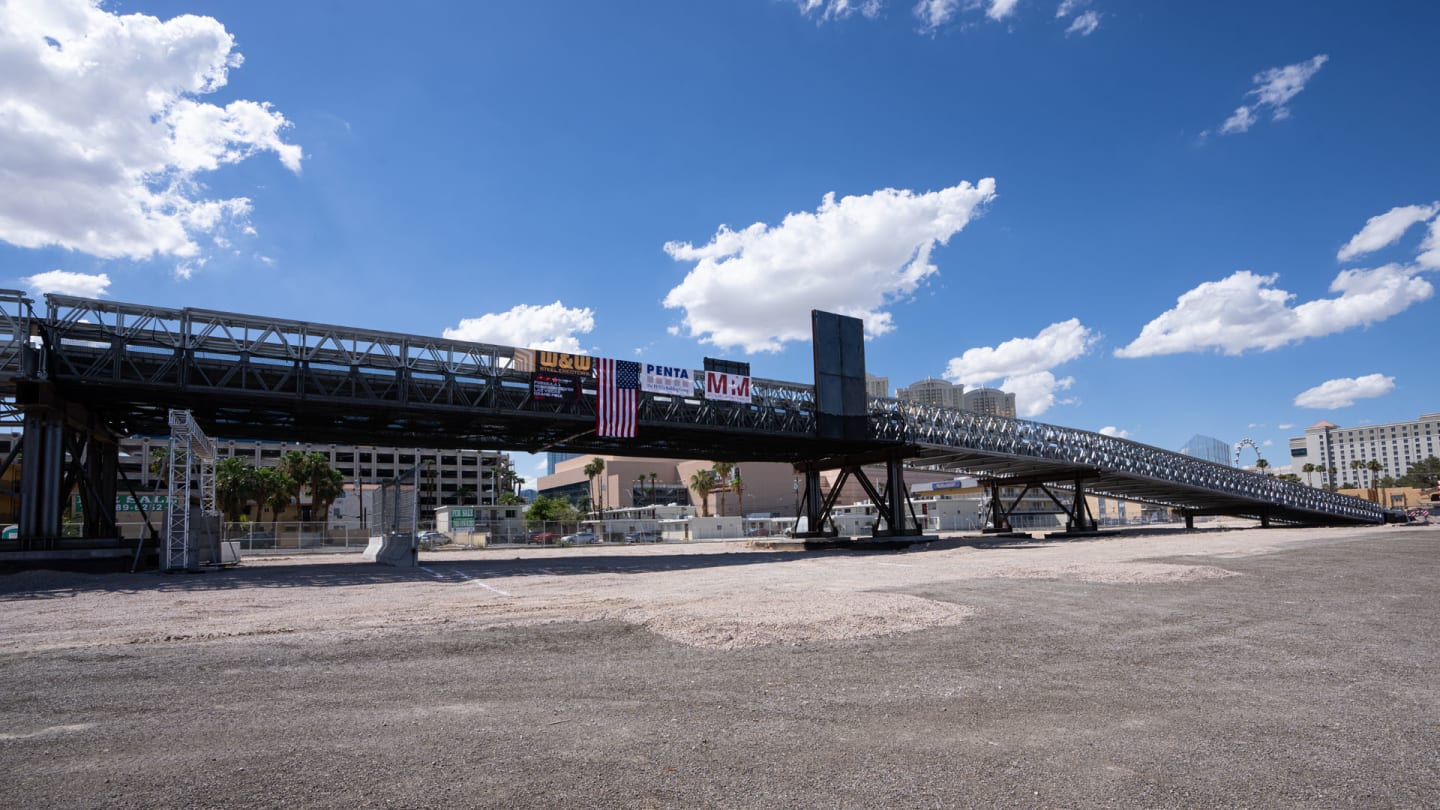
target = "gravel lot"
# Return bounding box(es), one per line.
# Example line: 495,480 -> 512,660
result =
2,524 -> 1438,808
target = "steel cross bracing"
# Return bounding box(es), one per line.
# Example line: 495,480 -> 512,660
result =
869,399 -> 1385,525
0,293 -> 1386,526
22,295 -> 823,459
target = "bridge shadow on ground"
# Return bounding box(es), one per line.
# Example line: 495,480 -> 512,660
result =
0,528 -> 1231,600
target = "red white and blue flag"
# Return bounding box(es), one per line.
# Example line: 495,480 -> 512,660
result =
597,358 -> 640,438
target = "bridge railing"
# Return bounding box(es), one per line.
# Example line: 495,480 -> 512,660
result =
16,295 -> 820,439
870,398 -> 1385,523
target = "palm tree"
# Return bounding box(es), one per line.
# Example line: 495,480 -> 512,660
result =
731,471 -> 745,518
1301,462 -> 1316,487
582,457 -> 605,517
647,472 -> 658,504
1366,460 -> 1384,503
255,467 -> 294,536
711,461 -> 734,516
1350,459 -> 1366,489
634,476 -> 647,506
1327,466 -> 1338,491
216,457 -> 261,522
688,470 -> 718,518
1255,458 -> 1270,476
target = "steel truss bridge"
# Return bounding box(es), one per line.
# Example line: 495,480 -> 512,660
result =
0,291 -> 1385,551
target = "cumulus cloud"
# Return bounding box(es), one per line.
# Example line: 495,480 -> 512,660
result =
663,180 -> 996,353
1001,371 -> 1075,418
1294,374 -> 1395,409
986,0 -> 1020,20
943,319 -> 1094,417
20,269 -> 110,298
794,0 -> 882,21
1336,204 -> 1439,261
1218,55 -> 1328,135
0,0 -> 300,264
1098,425 -> 1130,439
443,302 -> 595,353
1115,266 -> 1432,357
1065,10 -> 1100,35
1420,218 -> 1440,270
945,318 -> 1095,384
913,0 -> 961,30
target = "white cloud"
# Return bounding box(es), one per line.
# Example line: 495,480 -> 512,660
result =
913,0 -> 962,30
1001,371 -> 1075,418
986,0 -> 1020,21
942,319 -> 1094,417
795,0 -> 882,21
443,302 -> 595,353
1056,0 -> 1083,16
20,269 -> 110,298
1295,374 -> 1395,409
1262,439 -> 1274,447
1336,204 -> 1439,261
0,0 -> 300,265
1412,214 -> 1440,270
1278,423 -> 1294,430
944,318 -> 1095,384
1065,10 -> 1099,35
663,179 -> 996,353
1098,425 -> 1130,439
1218,55 -> 1328,135
1115,266 -> 1432,357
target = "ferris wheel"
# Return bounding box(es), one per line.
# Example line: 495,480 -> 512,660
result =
1234,438 -> 1262,469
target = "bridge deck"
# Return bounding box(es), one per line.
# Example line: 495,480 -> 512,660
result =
0,291 -> 1386,525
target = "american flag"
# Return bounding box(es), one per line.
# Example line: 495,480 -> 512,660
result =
597,358 -> 640,438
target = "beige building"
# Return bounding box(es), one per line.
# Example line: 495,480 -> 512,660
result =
540,455 -> 960,518
896,377 -> 964,409
1290,414 -> 1440,488
962,387 -> 1017,419
866,373 -> 890,399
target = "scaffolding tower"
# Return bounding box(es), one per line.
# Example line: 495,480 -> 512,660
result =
164,409 -> 217,571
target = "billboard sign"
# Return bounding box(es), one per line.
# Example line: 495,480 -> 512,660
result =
640,363 -> 694,396
532,373 -> 581,402
704,370 -> 752,403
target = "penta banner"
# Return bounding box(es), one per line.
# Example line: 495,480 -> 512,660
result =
532,373 -> 581,402
704,370 -> 752,403
640,363 -> 695,396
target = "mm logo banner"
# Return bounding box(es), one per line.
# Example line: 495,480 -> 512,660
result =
641,363 -> 694,396
704,370 -> 752,403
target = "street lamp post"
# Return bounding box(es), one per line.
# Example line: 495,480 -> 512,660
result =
793,477 -> 799,517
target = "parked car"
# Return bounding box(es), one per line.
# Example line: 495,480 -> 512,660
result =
744,527 -> 769,537
529,531 -> 558,544
623,530 -> 661,543
417,530 -> 449,545
561,530 -> 599,544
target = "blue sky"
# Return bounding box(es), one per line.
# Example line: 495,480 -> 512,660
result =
2,0 -> 1438,484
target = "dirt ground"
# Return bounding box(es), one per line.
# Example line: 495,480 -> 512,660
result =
2,524 -> 1438,808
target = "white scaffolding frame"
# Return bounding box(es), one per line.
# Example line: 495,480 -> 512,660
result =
164,409 -> 217,571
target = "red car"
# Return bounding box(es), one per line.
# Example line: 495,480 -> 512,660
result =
528,531 -> 558,544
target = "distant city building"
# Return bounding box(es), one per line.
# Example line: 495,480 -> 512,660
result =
546,452 -> 583,476
896,377 -> 964,409
0,432 -> 511,521
1290,414 -> 1440,488
961,387 -> 1017,419
1180,434 -> 1233,466
865,373 -> 890,399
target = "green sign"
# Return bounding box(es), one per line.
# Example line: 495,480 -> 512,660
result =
73,494 -> 172,514
450,506 -> 475,529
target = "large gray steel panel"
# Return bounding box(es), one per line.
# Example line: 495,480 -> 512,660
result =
811,310 -> 867,441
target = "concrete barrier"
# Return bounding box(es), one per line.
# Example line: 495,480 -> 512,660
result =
362,533 -> 418,567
